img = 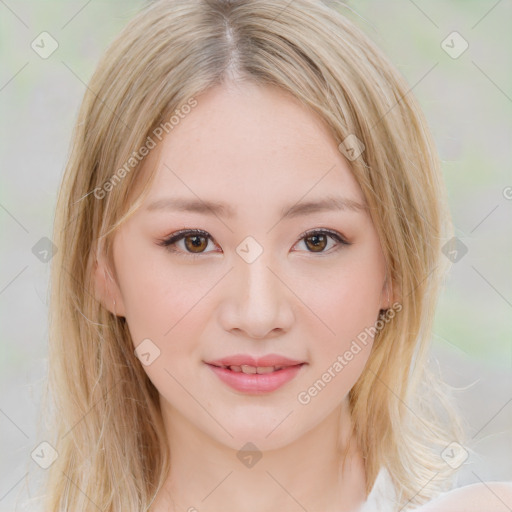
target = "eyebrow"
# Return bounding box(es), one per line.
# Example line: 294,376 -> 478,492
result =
144,195 -> 367,219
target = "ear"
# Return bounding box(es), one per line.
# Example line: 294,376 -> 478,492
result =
92,245 -> 127,318
380,271 -> 398,311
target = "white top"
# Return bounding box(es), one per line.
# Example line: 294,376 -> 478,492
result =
358,468 -> 453,511
357,467 -> 398,512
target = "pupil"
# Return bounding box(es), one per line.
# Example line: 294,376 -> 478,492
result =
186,235 -> 206,252
307,234 -> 326,252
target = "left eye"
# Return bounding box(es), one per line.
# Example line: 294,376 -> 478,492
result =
294,229 -> 349,253
158,228 -> 349,257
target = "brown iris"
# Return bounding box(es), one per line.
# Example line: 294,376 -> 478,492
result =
184,234 -> 209,253
304,233 -> 327,252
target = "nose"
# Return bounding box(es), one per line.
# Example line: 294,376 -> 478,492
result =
217,254 -> 295,339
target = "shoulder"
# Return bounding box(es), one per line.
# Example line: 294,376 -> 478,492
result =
415,481 -> 512,512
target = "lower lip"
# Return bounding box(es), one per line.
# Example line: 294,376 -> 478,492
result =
206,363 -> 305,394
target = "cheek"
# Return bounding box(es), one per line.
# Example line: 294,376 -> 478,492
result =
116,242 -> 205,332
291,255 -> 385,403
296,256 -> 384,346
115,247 -> 213,393
113,245 -> 221,381
294,263 -> 381,409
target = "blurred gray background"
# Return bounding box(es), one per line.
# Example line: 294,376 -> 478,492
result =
1,1 -> 511,510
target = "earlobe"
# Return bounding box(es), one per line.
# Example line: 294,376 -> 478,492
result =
380,272 -> 397,311
93,252 -> 126,318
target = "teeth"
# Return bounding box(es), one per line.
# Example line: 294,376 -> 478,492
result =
223,365 -> 285,374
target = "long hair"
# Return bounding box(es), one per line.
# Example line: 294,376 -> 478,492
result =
40,0 -> 467,509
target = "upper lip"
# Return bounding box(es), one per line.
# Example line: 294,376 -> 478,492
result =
206,354 -> 305,368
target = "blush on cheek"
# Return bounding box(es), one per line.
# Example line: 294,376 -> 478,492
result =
306,283 -> 382,343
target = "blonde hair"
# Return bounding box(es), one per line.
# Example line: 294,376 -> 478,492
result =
40,0 -> 468,510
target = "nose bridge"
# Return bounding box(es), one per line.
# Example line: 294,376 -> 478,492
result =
238,249 -> 280,311
221,248 -> 294,338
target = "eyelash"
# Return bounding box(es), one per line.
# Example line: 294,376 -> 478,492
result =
157,228 -> 351,258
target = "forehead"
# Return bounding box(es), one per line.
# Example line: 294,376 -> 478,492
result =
142,83 -> 365,213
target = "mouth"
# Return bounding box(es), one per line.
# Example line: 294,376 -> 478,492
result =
207,363 -> 302,374
205,362 -> 306,394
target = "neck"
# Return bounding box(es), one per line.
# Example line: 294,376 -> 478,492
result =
151,397 -> 367,512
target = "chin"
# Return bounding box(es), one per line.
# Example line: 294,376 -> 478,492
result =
213,423 -> 301,452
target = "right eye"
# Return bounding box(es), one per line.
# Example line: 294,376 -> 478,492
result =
157,229 -> 219,258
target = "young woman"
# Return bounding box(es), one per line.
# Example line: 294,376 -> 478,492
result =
41,0 -> 511,510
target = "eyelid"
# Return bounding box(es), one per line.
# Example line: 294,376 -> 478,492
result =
157,227 -> 351,257
294,228 -> 351,247
157,229 -> 218,257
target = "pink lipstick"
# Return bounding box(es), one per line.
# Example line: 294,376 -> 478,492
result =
205,354 -> 306,394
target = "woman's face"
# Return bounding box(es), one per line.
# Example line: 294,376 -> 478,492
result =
97,82 -> 391,450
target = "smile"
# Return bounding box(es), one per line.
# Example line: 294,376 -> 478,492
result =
206,363 -> 305,394
215,364 -> 288,374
